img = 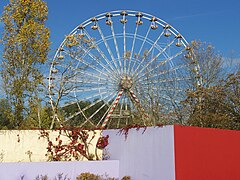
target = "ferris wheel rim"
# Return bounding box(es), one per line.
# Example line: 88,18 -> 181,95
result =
48,10 -> 202,128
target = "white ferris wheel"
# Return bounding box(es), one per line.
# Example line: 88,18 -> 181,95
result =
48,10 -> 202,129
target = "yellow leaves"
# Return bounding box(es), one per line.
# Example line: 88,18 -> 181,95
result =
1,0 -> 50,127
30,1 -> 48,21
185,72 -> 240,130
4,0 -> 48,28
191,40 -> 198,47
65,34 -> 79,48
124,51 -> 131,59
2,0 -> 50,69
4,5 -> 11,12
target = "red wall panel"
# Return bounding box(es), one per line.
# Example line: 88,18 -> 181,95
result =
174,125 -> 240,180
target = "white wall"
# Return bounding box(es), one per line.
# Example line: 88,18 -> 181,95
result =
0,126 -> 176,179
0,130 -> 101,162
0,160 -> 119,180
103,125 -> 175,180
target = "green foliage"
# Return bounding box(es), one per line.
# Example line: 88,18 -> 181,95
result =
22,105 -> 54,129
61,99 -> 109,128
1,0 -> 50,129
0,98 -> 13,129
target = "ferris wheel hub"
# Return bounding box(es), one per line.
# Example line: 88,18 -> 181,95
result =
120,76 -> 133,90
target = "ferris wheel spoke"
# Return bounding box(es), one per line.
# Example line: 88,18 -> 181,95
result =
76,71 -> 110,82
72,86 -> 111,93
76,83 -> 114,92
79,120 -> 96,128
89,95 -> 118,123
73,42 -> 116,77
60,98 -> 80,108
79,93 -> 117,125
125,95 -> 133,126
123,20 -> 127,59
137,25 -> 151,56
140,76 -> 192,86
66,80 -> 111,88
134,46 -> 185,81
76,73 -> 116,87
151,46 -> 155,60
120,94 -> 131,127
84,29 -> 118,74
136,89 -> 181,104
62,51 -> 117,82
138,87 -> 186,101
61,90 -> 114,112
64,101 -> 91,123
131,29 -> 165,74
117,96 -> 125,128
121,15 -> 128,75
78,90 -> 110,102
129,25 -> 152,77
127,24 -> 139,76
81,92 -> 115,113
78,71 -> 117,85
148,30 -> 165,54
96,108 -> 110,127
96,22 -> 120,74
109,18 -> 122,71
130,24 -> 139,60
87,103 -> 108,122
70,78 -> 115,86
133,37 -> 176,78
76,59 -> 118,83
66,108 -> 96,127
139,85 -> 186,92
137,63 -> 189,83
97,91 -> 124,127
130,35 -> 164,74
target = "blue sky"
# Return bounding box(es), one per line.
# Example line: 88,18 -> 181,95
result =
1,0 -> 240,57
44,0 -> 240,58
0,0 -> 239,96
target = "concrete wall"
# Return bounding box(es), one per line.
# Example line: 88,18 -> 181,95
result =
0,130 -> 101,162
103,125 -> 175,180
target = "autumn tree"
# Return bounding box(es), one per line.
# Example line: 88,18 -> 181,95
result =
177,41 -> 240,130
191,41 -> 223,87
1,0 -> 50,129
184,72 -> 240,130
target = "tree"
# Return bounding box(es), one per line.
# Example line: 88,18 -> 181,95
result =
21,104 -> 54,129
191,41 -> 223,87
176,41 -> 240,129
1,0 -> 50,129
0,98 -> 12,129
183,72 -> 240,130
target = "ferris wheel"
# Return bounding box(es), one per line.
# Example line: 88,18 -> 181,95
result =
48,10 -> 202,129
